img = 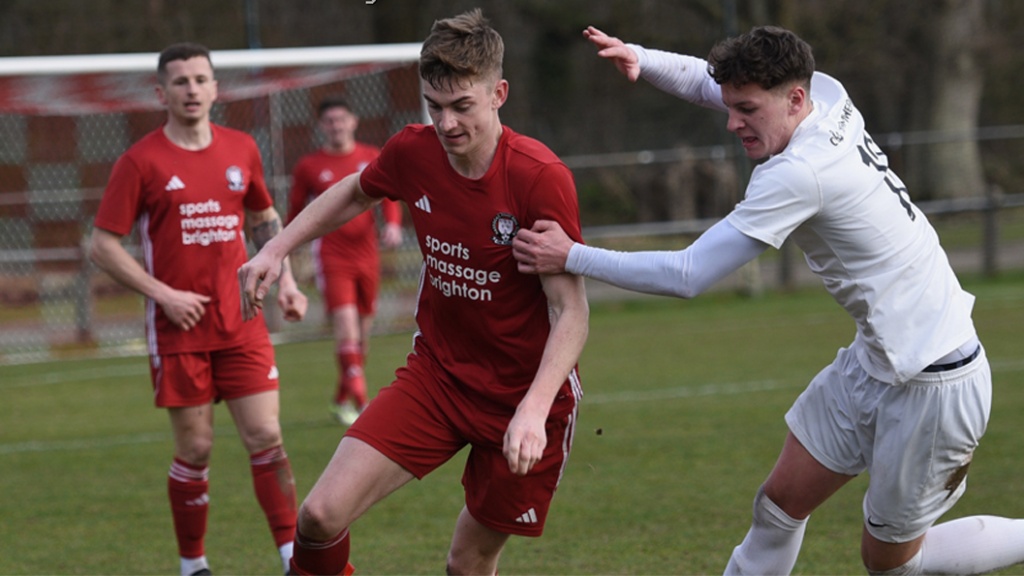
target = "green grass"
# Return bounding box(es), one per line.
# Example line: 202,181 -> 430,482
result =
2,273 -> 1024,575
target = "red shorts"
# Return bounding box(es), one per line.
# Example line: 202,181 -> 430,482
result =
149,338 -> 279,408
315,263 -> 379,315
346,350 -> 580,537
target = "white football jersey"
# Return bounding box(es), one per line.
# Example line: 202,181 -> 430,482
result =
635,47 -> 977,383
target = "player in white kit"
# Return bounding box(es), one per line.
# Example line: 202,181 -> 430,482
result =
512,25 -> 1024,575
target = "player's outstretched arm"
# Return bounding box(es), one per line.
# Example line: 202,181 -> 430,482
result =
583,26 -> 640,82
246,206 -> 308,322
239,172 -> 377,320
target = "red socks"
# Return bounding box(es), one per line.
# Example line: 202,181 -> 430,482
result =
290,528 -> 354,575
335,341 -> 367,407
250,445 -> 298,548
169,448 -> 296,562
168,458 -> 209,558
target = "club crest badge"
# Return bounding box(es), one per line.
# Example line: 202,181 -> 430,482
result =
318,169 -> 335,184
491,212 -> 519,245
225,166 -> 246,192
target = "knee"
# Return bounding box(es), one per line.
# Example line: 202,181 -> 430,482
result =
241,421 -> 284,454
445,555 -> 494,576
176,436 -> 214,466
297,497 -> 344,541
446,541 -> 501,576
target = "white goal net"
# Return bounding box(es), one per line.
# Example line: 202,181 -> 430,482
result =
0,44 -> 426,364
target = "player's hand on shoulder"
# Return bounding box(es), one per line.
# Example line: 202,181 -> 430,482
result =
583,25 -> 640,82
512,220 -> 572,275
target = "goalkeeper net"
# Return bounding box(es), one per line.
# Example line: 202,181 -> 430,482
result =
0,44 -> 425,364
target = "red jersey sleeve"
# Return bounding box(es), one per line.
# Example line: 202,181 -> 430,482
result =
94,153 -> 145,236
521,163 -> 584,245
240,136 -> 273,213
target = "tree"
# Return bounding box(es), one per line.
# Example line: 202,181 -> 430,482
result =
923,0 -> 986,199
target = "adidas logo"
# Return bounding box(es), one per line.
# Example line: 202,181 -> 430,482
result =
165,175 -> 185,191
415,195 -> 432,213
514,507 -> 538,524
185,493 -> 209,507
267,366 -> 279,380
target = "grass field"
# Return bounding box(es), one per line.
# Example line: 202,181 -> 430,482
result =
2,272 -> 1024,575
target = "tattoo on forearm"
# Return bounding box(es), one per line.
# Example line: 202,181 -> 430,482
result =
251,218 -> 281,250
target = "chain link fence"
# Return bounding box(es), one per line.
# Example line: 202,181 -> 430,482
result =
3,51 -> 1024,365
0,58 -> 425,364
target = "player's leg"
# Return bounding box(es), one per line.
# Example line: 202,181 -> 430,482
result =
218,343 -> 296,572
450,375 -> 582,575
447,507 -> 510,576
293,357 -> 471,574
226,390 -> 296,569
886,516 -> 1024,575
355,265 -> 380,362
726,350 -> 862,575
331,303 -> 365,416
167,404 -> 216,576
154,352 -> 217,576
359,315 -> 374,358
859,348 -> 1024,575
724,432 -> 855,575
290,436 -> 415,575
344,268 -> 379,414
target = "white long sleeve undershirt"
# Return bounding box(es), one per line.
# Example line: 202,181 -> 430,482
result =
629,44 -> 726,111
564,219 -> 769,299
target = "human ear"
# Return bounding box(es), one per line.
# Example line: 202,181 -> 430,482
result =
493,79 -> 509,109
788,85 -> 807,112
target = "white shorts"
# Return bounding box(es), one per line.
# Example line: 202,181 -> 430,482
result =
785,343 -> 991,543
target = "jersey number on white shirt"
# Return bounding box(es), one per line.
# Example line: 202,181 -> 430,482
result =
857,134 -> 916,221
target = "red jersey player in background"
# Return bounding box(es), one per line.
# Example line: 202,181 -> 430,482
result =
287,96 -> 403,425
88,42 -> 307,576
240,9 -> 589,575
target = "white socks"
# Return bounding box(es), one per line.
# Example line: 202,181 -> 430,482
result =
180,543 -> 294,575
279,541 -> 294,574
917,515 -> 1024,574
180,555 -> 209,576
723,487 -> 1024,575
724,485 -> 807,575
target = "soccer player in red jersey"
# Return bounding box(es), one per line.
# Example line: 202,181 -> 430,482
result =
88,42 -> 307,576
240,9 -> 589,575
287,96 -> 403,425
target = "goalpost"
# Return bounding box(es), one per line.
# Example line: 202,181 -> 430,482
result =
0,43 -> 426,364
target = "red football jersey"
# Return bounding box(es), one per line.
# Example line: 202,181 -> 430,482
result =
360,125 -> 584,409
94,125 -> 273,355
287,144 -> 401,273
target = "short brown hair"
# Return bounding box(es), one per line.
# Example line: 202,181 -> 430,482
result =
707,26 -> 814,91
317,95 -> 353,117
419,8 -> 504,90
157,42 -> 212,84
